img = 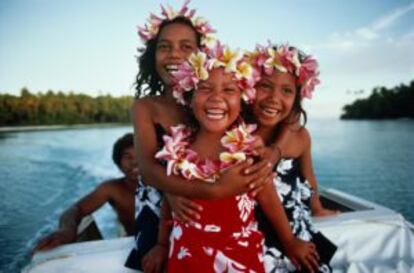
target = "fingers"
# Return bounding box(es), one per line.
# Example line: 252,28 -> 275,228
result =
34,238 -> 51,252
153,261 -> 162,273
302,244 -> 319,273
252,146 -> 265,158
246,162 -> 273,188
182,198 -> 203,214
310,244 -> 320,261
306,253 -> 320,272
34,237 -> 61,253
174,198 -> 202,223
302,258 -> 315,273
142,254 -> 154,273
250,172 -> 274,197
290,257 -> 301,272
243,159 -> 270,175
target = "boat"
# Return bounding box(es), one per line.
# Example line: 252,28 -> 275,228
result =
22,188 -> 414,273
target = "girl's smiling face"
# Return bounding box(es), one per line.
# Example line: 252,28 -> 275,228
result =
253,71 -> 297,127
155,22 -> 198,87
191,68 -> 241,134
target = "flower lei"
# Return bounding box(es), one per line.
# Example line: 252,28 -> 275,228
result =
248,43 -> 320,99
138,0 -> 215,46
171,41 -> 257,105
155,122 -> 257,183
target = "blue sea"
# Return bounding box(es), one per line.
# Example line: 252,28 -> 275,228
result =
0,120 -> 413,272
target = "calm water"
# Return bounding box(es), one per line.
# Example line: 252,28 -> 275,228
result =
0,120 -> 413,272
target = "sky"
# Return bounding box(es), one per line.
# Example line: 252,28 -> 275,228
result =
0,0 -> 413,118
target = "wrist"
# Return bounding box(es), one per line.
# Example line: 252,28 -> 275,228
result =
280,234 -> 296,249
59,228 -> 77,242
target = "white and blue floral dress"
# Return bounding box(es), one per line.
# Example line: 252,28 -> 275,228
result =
256,159 -> 337,273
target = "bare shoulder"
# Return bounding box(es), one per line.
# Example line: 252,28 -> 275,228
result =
132,96 -> 167,120
290,126 -> 311,151
132,97 -> 155,114
96,178 -> 124,194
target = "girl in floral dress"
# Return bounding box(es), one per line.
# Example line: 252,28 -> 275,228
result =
154,43 -> 319,273
127,1 -> 275,270
248,43 -> 337,272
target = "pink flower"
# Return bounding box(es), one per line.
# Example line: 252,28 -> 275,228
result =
301,76 -> 320,99
137,0 -> 215,43
198,159 -> 220,181
277,45 -> 297,74
172,62 -> 199,105
221,122 -> 257,154
297,56 -> 318,85
155,125 -> 192,175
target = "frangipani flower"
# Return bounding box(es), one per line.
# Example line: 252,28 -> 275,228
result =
221,122 -> 257,153
200,33 -> 217,50
138,0 -> 216,43
215,46 -> 243,73
189,52 -> 209,80
301,76 -> 320,99
171,41 -> 258,105
250,42 -> 321,100
264,47 -> 286,74
156,123 -> 257,183
236,61 -> 253,80
219,152 -> 246,168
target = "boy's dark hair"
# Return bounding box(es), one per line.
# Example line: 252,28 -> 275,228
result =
112,133 -> 134,169
134,16 -> 202,99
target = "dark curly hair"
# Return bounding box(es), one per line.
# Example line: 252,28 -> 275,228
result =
134,17 -> 202,99
112,133 -> 134,169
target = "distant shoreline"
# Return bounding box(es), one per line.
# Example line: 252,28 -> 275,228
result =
0,123 -> 131,133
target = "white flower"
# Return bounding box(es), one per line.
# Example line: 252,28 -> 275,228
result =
177,246 -> 192,260
297,178 -> 312,200
277,159 -> 293,175
236,194 -> 255,222
275,178 -> 291,202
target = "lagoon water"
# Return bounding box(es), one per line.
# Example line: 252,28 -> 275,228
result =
0,119 -> 413,272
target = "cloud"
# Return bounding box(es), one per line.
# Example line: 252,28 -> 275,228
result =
312,2 -> 414,51
303,3 -> 414,117
371,2 -> 414,31
308,2 -> 414,76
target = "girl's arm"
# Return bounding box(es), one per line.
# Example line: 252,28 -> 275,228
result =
298,129 -> 338,217
132,100 -> 271,199
256,181 -> 319,272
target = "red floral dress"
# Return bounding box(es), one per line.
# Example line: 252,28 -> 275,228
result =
167,194 -> 264,273
156,124 -> 265,273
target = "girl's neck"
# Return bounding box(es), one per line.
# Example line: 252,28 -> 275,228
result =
192,129 -> 225,159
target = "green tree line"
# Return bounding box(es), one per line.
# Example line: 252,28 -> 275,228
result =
0,88 -> 134,126
341,80 -> 414,119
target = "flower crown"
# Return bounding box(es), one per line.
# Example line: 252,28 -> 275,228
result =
171,41 -> 258,105
248,43 -> 320,99
138,0 -> 215,45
